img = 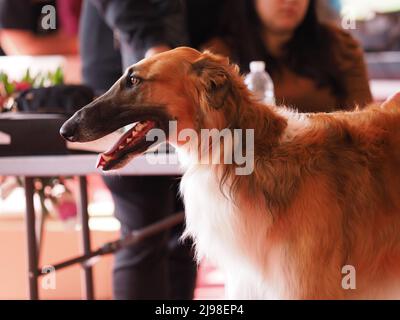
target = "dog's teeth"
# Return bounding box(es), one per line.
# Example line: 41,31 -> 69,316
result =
136,123 -> 144,131
118,145 -> 124,150
126,137 -> 132,143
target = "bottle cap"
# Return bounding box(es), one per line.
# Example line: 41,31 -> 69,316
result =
249,61 -> 265,73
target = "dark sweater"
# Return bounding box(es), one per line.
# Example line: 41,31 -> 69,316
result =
80,0 -> 225,91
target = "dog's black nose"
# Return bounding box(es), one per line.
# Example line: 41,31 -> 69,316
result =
60,120 -> 78,142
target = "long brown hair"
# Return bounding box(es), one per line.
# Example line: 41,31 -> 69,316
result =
217,0 -> 347,99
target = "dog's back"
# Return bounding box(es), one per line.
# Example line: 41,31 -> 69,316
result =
259,98 -> 400,298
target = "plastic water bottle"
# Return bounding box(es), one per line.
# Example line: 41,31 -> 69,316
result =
245,61 -> 275,105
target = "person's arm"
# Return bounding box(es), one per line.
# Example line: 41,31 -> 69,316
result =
335,28 -> 373,108
200,37 -> 232,58
0,30 -> 78,55
89,0 -> 182,60
0,0 -> 78,55
145,44 -> 172,58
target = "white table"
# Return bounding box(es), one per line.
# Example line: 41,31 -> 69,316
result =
0,153 -> 183,300
0,154 -> 182,176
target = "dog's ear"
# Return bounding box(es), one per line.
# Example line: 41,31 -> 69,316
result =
191,52 -> 232,110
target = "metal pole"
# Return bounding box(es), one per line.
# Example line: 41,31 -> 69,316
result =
77,176 -> 94,300
24,177 -> 39,300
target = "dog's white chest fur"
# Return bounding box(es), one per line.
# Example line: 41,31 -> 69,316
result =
179,161 -> 286,299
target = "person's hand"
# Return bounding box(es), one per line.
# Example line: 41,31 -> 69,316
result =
145,45 -> 171,58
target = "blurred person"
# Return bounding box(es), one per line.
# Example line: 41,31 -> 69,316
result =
79,0 -> 226,300
206,0 -> 372,112
318,0 -> 342,23
0,0 -> 80,55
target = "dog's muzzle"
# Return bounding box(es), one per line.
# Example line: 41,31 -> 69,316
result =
60,113 -> 80,142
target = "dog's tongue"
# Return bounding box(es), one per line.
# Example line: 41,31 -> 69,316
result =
96,121 -> 156,169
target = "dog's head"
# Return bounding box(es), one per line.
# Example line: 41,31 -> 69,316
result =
60,47 -> 244,170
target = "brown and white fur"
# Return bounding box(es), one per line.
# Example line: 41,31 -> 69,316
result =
61,47 -> 400,299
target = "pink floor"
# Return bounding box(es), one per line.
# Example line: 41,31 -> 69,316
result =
195,262 -> 225,299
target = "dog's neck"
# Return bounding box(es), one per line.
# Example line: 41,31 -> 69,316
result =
177,82 -> 288,178
220,79 -> 288,157
237,99 -> 288,153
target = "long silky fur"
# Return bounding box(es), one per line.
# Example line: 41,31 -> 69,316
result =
176,50 -> 400,299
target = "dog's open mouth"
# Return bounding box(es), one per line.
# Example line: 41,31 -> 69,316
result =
97,120 -> 157,170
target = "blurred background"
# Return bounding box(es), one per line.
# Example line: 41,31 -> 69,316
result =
0,0 -> 399,300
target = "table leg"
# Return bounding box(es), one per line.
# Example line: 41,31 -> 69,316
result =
24,177 -> 39,300
77,176 -> 94,300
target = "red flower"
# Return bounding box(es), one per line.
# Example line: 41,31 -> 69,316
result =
13,81 -> 32,92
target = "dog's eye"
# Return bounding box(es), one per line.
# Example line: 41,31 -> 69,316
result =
129,76 -> 142,87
